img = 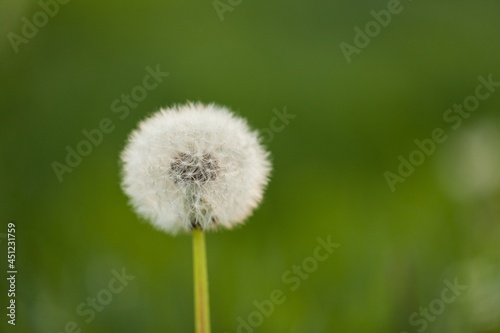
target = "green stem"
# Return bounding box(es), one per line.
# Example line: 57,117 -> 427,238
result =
193,228 -> 211,333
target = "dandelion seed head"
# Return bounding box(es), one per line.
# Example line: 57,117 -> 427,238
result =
120,102 -> 271,235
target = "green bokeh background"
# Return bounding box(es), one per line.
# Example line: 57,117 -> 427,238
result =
1,0 -> 500,332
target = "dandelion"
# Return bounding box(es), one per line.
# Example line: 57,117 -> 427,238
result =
120,102 -> 272,333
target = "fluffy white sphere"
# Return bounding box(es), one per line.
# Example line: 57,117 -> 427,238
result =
120,102 -> 271,235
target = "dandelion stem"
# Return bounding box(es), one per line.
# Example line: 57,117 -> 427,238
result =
193,228 -> 211,333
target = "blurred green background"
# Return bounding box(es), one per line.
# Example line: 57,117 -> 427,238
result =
1,0 -> 500,332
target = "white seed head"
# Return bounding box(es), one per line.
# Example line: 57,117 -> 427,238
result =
120,102 -> 272,235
